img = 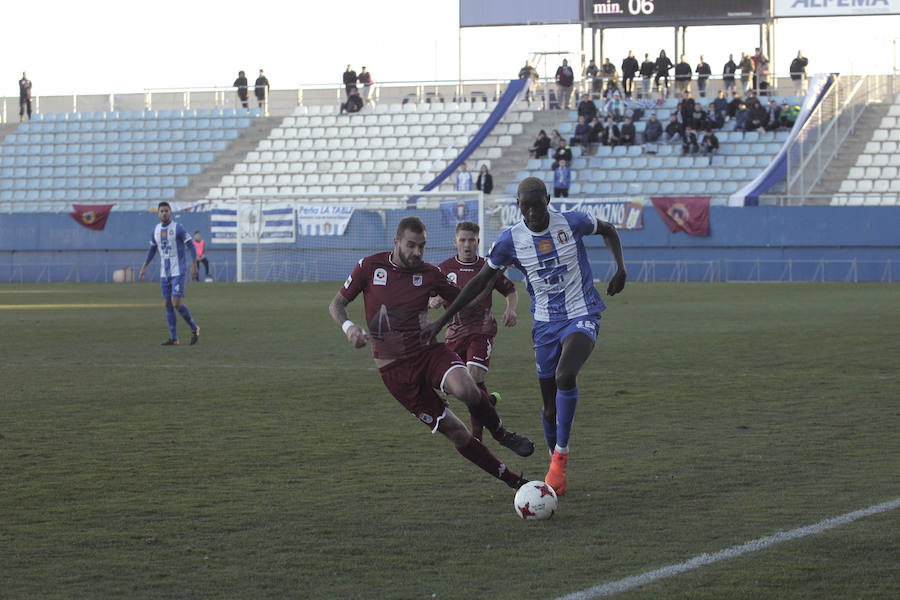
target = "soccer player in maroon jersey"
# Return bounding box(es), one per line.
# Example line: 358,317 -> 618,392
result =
329,216 -> 534,490
430,221 -> 519,442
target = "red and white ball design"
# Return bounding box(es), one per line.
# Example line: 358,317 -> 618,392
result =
514,481 -> 558,520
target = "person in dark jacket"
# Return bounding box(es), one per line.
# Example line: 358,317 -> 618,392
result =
700,130 -> 719,164
712,90 -> 729,127
727,91 -> 743,119
343,65 -> 358,96
254,69 -> 269,108
723,54 -> 737,93
600,116 -> 620,147
529,129 -> 551,158
619,116 -> 636,146
551,141 -> 572,170
19,72 -> 32,121
695,56 -> 711,98
643,113 -> 663,153
621,51 -> 639,98
555,59 -> 575,110
681,126 -> 699,155
655,50 -> 673,97
764,100 -> 781,132
340,88 -> 364,114
789,51 -> 809,96
570,115 -> 592,151
233,70 -> 249,108
600,57 -> 619,97
639,53 -> 656,98
476,164 -> 493,195
674,55 -> 692,95
663,114 -> 682,143
577,95 -> 598,122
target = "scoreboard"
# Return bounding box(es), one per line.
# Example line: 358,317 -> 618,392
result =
582,0 -> 768,27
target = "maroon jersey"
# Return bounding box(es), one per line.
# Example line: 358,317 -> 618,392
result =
436,256 -> 516,341
340,252 -> 460,360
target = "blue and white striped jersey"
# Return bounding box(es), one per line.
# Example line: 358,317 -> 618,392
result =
487,210 -> 605,322
148,221 -> 195,279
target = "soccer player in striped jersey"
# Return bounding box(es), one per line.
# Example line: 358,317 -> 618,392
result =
422,177 -> 627,495
139,202 -> 201,346
430,221 -> 518,442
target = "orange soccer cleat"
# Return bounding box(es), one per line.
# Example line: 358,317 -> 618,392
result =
545,450 -> 569,496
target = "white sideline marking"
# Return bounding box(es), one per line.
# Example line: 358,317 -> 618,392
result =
556,497 -> 900,600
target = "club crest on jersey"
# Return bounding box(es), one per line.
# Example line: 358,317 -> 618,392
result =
412,274 -> 423,286
537,239 -> 553,254
557,230 -> 569,244
161,229 -> 168,238
373,268 -> 387,285
447,272 -> 458,284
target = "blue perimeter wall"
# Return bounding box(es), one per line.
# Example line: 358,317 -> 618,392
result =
1,207 -> 899,282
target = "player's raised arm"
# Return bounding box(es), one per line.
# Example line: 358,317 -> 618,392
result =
596,219 -> 627,296
421,263 -> 499,342
329,292 -> 368,348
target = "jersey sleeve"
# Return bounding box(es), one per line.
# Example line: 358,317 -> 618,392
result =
339,257 -> 368,302
144,231 -> 158,264
486,230 -> 514,270
566,210 -> 598,238
177,224 -> 198,260
432,266 -> 461,303
493,271 -> 517,297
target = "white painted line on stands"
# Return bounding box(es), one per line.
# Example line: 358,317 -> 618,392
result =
556,497 -> 900,600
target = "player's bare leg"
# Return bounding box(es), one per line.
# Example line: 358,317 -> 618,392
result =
443,367 -> 534,457
436,408 -> 527,489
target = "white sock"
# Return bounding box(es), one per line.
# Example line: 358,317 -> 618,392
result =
554,445 -> 569,455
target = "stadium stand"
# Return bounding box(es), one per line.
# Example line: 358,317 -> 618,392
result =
0,108 -> 258,212
832,105 -> 900,206
204,101 -> 534,200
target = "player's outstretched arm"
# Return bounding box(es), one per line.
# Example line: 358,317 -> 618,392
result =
502,288 -> 519,327
329,293 -> 368,348
421,264 -> 499,342
596,219 -> 627,296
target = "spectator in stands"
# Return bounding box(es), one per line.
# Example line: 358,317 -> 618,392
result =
549,129 -> 563,150
529,129 -> 551,158
696,56 -> 711,98
690,104 -> 711,132
553,159 -> 571,198
584,58 -> 600,94
735,102 -> 749,132
551,141 -> 572,170
764,100 -> 781,132
589,117 -> 602,145
619,116 -> 636,146
674,55 -> 692,95
555,59 -> 575,110
577,94 -> 598,122
663,114 -> 682,143
343,65 -> 358,97
518,60 -> 539,102
604,92 -> 625,122
779,102 -> 799,129
639,53 -> 655,98
739,53 -> 753,94
681,126 -> 699,155
727,91 -> 742,120
192,231 -> 211,281
233,70 -> 249,109
19,72 -> 32,122
621,51 -> 639,98
358,66 -> 375,107
455,162 -> 474,191
643,113 -> 663,154
748,98 -> 767,131
570,115 -> 592,152
679,91 -> 695,124
700,130 -> 719,164
340,88 -> 364,114
600,58 -> 619,98
723,54 -> 737,94
600,116 -> 620,147
655,50 -> 673,97
790,51 -> 808,96
752,48 -> 769,94
476,164 -> 493,195
255,69 -> 269,109
712,90 -> 729,127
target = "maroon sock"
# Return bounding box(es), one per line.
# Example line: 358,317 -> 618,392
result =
470,383 -> 489,441
468,389 -> 504,439
457,437 -> 521,488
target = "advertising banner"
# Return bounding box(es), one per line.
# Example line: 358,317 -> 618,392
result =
499,198 -> 644,230
774,0 -> 900,18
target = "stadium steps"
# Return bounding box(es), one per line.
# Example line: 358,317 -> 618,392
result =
0,122 -> 18,144
174,116 -> 282,204
490,109 -> 566,197
807,103 -> 890,204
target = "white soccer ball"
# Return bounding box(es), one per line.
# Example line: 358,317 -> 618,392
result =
514,480 -> 558,520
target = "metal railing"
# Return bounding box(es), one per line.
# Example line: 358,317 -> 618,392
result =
785,74 -> 898,202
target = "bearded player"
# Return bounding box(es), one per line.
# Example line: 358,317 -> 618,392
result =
329,216 -> 534,490
430,221 -> 518,442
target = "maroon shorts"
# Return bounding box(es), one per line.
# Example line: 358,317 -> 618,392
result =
378,343 -> 467,432
445,334 -> 494,372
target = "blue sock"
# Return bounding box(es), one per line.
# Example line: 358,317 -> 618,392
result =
165,307 -> 178,339
555,386 -> 579,449
177,304 -> 197,330
541,412 -> 557,453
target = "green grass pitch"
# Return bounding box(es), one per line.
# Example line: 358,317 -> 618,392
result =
1,282 -> 898,599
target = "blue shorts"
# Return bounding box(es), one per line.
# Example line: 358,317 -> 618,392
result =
533,315 -> 600,379
160,274 -> 187,299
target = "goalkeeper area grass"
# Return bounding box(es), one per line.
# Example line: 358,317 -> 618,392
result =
1,281 -> 898,599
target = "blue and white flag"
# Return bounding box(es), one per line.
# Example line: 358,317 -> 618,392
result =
210,202 -> 295,244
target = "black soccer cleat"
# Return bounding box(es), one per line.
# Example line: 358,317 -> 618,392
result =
160,338 -> 179,346
190,326 -> 200,345
498,429 -> 535,457
512,474 -> 530,490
